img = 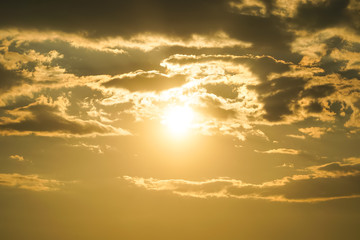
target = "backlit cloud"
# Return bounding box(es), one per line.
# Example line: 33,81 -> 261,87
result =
255,148 -> 301,155
298,127 -> 329,138
9,155 -> 25,162
124,158 -> 360,202
0,173 -> 63,191
0,96 -> 131,137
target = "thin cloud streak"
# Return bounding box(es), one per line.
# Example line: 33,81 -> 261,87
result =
124,159 -> 360,202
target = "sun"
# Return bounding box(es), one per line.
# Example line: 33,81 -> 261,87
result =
162,105 -> 194,135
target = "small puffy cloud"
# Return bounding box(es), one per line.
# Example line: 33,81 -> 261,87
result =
255,148 -> 301,155
123,159 -> 360,202
229,0 -> 267,17
9,155 -> 25,162
287,134 -> 306,139
0,173 -> 63,191
299,127 -> 329,138
277,163 -> 295,168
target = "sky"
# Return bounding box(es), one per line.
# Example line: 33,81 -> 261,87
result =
1,0 -> 360,239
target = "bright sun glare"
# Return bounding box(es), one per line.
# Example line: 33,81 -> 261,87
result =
162,106 -> 194,135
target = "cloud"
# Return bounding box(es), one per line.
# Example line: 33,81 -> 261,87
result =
298,127 -> 329,138
0,65 -> 27,94
102,71 -> 187,92
0,173 -> 63,191
1,29 -> 250,54
123,159 -> 360,202
0,64 -> 31,106
0,0 -> 293,52
70,142 -> 106,154
229,0 -> 267,17
161,54 -> 291,82
0,96 -> 131,137
277,163 -> 295,168
255,148 -> 301,155
254,76 -> 306,121
9,155 -> 25,162
287,134 -> 306,139
293,0 -> 353,31
193,94 -> 238,120
0,1 -> 359,141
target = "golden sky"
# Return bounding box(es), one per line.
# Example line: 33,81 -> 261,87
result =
1,0 -> 360,239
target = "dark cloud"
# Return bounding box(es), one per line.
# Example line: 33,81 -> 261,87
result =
245,56 -> 291,82
163,54 -> 291,81
339,69 -> 360,80
306,101 -> 323,113
203,83 -> 239,99
311,36 -> 360,79
329,101 -> 353,117
253,77 -> 306,121
0,98 -> 129,136
317,162 -> 360,173
255,79 -> 339,122
263,175 -> 360,201
125,160 -> 360,202
102,72 -> 186,92
0,0 -> 294,52
294,0 -> 351,31
302,84 -> 336,99
0,65 -> 27,94
9,40 -> 165,76
318,57 -> 348,75
194,95 -> 237,120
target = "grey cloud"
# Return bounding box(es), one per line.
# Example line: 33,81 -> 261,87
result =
301,84 -> 336,99
0,65 -> 27,94
0,0 -> 294,53
203,83 -> 239,99
340,69 -> 360,80
124,160 -> 360,202
253,77 -> 306,121
317,162 -> 360,173
102,72 -> 186,92
294,0 -> 352,31
9,40 -> 165,76
193,95 -> 238,120
163,54 -> 291,81
305,101 -> 323,113
0,98 -> 130,137
309,35 -> 360,80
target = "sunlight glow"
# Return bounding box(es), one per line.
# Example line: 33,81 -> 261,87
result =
162,106 -> 194,135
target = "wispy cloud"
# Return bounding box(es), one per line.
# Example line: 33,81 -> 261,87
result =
123,159 -> 360,202
255,148 -> 301,155
0,173 -> 64,191
286,134 -> 306,139
299,127 -> 330,138
70,142 -> 107,154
